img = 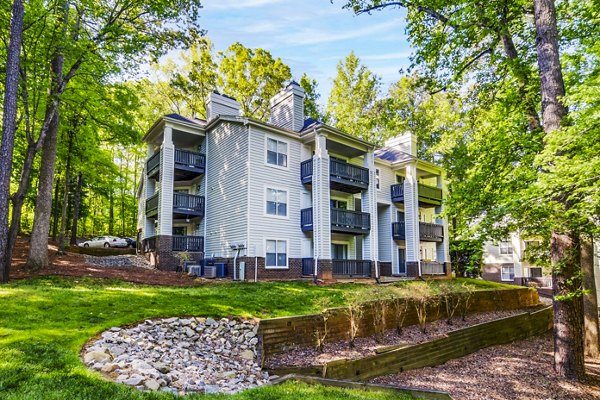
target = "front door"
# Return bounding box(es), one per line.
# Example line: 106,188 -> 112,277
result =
397,248 -> 407,275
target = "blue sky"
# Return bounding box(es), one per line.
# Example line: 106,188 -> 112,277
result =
194,0 -> 412,104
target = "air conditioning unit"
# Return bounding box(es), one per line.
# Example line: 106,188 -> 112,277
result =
204,265 -> 217,279
188,265 -> 202,277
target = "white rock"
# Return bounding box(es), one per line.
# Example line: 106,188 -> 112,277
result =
84,350 -> 110,364
145,379 -> 161,390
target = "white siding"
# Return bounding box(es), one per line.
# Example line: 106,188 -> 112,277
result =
204,122 -> 249,257
376,163 -> 397,204
377,204 -> 392,262
246,126 -> 308,258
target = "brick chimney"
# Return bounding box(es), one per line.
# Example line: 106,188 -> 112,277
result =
269,81 -> 305,132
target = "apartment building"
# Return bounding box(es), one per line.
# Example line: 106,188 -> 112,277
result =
136,82 -> 451,281
482,232 -> 544,284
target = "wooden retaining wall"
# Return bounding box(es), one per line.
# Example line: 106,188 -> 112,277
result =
269,306 -> 553,382
271,374 -> 453,400
259,287 -> 539,359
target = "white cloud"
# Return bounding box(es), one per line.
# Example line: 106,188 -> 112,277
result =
280,18 -> 404,46
204,0 -> 284,10
361,51 -> 412,61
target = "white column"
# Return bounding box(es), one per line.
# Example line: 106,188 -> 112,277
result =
435,174 -> 450,263
158,125 -> 175,236
313,134 -> 331,264
362,152 -> 379,273
144,144 -> 157,239
404,163 -> 420,270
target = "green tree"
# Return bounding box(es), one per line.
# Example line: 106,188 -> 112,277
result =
326,51 -> 380,142
299,72 -> 323,121
218,42 -> 291,120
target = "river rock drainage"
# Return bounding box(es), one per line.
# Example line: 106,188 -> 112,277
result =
82,317 -> 271,395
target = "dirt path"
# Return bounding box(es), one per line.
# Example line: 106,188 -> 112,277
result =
372,333 -> 600,400
10,239 -> 205,286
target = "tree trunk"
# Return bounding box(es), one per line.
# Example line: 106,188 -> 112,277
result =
582,237 -> 600,358
552,232 -> 585,378
534,0 -> 585,379
70,172 -> 83,245
0,0 -> 24,283
51,177 -> 61,241
26,0 -> 69,270
57,133 -> 73,254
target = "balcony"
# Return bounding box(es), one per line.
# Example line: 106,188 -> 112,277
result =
301,158 -> 369,194
421,261 -> 446,275
301,208 -> 371,235
172,235 -> 204,252
147,149 -> 206,181
333,260 -> 372,277
146,193 -> 159,217
390,183 -> 442,207
145,193 -> 205,218
392,221 -> 444,242
173,193 -> 205,218
142,235 -> 204,253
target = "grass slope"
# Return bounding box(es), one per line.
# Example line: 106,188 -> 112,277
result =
0,276 -> 510,399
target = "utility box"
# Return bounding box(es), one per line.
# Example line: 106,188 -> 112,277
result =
239,261 -> 245,281
204,266 -> 217,279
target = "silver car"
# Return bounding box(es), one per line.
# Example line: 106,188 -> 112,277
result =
79,236 -> 128,248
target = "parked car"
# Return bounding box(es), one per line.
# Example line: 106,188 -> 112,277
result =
79,236 -> 128,248
124,237 -> 136,248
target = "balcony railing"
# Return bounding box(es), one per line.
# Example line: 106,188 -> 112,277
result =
301,208 -> 370,235
331,208 -> 371,234
390,183 -> 443,206
302,258 -> 314,276
175,149 -> 206,172
421,261 -> 445,275
173,193 -> 205,216
147,152 -> 161,177
146,149 -> 206,180
392,221 -> 444,242
332,260 -> 372,277
172,235 -> 204,252
300,158 -> 370,193
330,159 -> 369,189
146,193 -> 159,216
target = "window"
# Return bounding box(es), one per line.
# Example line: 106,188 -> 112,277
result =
499,240 -> 513,255
266,239 -> 287,268
375,168 -> 380,190
331,243 -> 348,260
266,138 -> 287,167
330,199 -> 347,209
501,264 -> 515,281
266,188 -> 287,217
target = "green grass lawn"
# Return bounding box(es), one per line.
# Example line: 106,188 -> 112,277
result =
0,276 -> 511,399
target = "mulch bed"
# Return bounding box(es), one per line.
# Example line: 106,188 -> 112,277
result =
371,333 -> 600,400
9,239 -> 206,287
266,308 -> 539,369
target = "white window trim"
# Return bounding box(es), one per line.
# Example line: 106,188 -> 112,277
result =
265,238 -> 288,269
264,135 -> 290,171
264,185 -> 289,219
499,240 -> 513,255
501,264 -> 515,281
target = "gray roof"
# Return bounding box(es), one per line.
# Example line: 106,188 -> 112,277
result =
374,147 -> 413,163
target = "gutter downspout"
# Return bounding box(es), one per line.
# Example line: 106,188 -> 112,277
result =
254,255 -> 258,282
233,248 -> 239,281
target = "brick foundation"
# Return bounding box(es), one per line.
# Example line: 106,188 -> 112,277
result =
378,262 -> 392,277
406,261 -> 419,277
317,259 -> 333,281
210,257 -> 305,281
143,235 -> 203,271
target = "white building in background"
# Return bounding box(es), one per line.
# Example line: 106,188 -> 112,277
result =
136,82 -> 451,281
482,232 -> 543,283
